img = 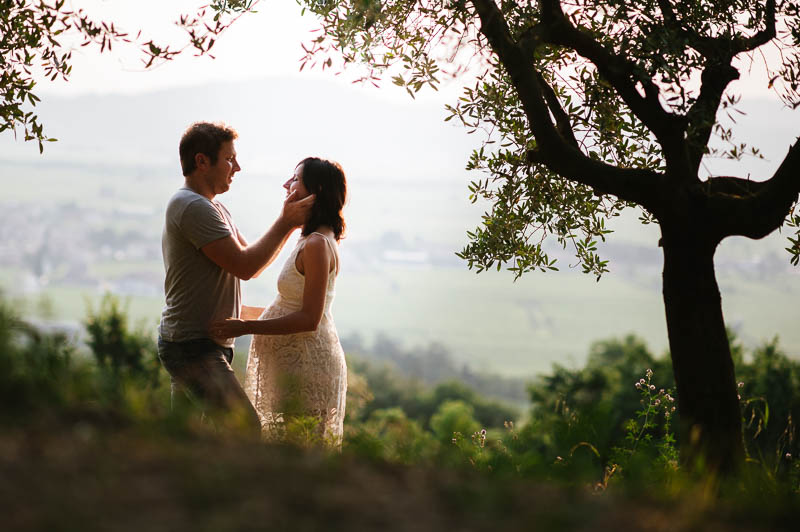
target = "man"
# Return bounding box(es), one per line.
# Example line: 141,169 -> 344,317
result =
157,122 -> 313,432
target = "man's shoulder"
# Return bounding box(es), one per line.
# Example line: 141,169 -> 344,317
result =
168,186 -> 207,205
166,187 -> 211,216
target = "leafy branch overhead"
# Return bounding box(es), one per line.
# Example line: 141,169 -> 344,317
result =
300,0 -> 800,278
0,0 -> 259,152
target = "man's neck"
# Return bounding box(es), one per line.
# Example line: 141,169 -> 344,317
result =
184,177 -> 215,201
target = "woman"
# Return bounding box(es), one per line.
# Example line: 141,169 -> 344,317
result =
210,157 -> 347,444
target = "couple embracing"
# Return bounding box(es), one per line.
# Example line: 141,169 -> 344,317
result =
157,122 -> 347,445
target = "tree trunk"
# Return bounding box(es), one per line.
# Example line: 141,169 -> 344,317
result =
660,225 -> 744,473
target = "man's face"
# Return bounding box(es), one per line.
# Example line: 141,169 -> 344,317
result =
207,140 -> 241,195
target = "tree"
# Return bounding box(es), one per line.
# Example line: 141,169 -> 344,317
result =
297,0 -> 800,472
0,0 -> 257,150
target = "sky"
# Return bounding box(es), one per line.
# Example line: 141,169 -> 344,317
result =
40,1 -> 784,99
34,1 -> 797,181
38,1 -> 464,103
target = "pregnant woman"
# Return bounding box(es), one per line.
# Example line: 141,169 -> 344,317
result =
211,157 -> 347,445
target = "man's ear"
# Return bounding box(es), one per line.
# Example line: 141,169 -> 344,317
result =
195,152 -> 209,170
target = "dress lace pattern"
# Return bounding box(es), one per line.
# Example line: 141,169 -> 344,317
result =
244,233 -> 347,446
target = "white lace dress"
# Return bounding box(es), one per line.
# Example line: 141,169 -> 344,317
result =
244,232 -> 347,445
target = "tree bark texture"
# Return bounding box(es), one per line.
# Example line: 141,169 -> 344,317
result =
660,223 -> 744,473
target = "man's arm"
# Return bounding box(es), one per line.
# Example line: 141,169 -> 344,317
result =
235,228 -> 248,248
202,192 -> 314,280
209,235 -> 333,338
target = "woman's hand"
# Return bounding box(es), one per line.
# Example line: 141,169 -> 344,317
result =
209,318 -> 250,339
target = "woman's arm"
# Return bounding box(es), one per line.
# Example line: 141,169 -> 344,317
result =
210,235 -> 332,338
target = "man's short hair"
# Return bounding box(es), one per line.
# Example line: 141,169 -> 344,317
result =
179,122 -> 238,176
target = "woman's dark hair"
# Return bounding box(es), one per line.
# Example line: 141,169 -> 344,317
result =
298,157 -> 347,241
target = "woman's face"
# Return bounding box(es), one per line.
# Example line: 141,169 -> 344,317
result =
283,164 -> 310,199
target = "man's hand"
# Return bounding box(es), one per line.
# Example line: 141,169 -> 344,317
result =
280,190 -> 315,229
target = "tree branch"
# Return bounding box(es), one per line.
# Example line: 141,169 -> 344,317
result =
658,1 -> 776,176
469,0 -> 663,211
685,60 -> 740,174
658,0 -> 776,58
707,141 -> 800,240
525,0 -> 690,177
733,0 -> 777,55
533,70 -> 579,149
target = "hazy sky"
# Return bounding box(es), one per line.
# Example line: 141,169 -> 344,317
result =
37,1 -> 797,179
38,1 -> 462,104
42,1 -> 783,100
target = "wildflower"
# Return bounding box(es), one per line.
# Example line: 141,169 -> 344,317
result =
671,406 -> 676,412
738,394 -> 741,400
786,453 -> 792,460
665,412 -> 670,419
654,399 -> 661,406
649,384 -> 655,390
659,389 -> 665,394
639,378 -> 646,385
481,429 -> 487,436
665,394 -> 674,402
635,382 -> 642,389
646,368 -> 653,377
738,382 -> 744,388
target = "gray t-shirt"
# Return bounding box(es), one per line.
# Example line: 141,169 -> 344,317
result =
159,186 -> 241,347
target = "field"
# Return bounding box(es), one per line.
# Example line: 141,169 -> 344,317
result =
1,81 -> 798,376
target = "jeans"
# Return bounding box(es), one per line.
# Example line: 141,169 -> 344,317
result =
157,337 -> 260,433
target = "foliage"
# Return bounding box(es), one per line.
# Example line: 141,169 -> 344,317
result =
346,407 -> 438,464
737,337 -> 800,474
0,292 -> 184,433
343,331 -> 799,491
609,368 -> 678,479
346,356 -> 520,430
0,292 -> 87,421
430,399 -> 481,443
84,292 -> 161,385
343,333 -> 529,405
0,0 -> 258,150
298,0 -> 800,276
0,286 -> 800,498
526,335 -> 674,462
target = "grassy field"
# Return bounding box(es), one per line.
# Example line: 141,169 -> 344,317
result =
3,263 -> 798,377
